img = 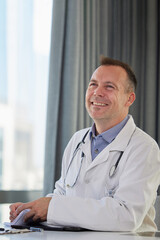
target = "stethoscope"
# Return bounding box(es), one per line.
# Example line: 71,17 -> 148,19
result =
65,130 -> 124,187
109,151 -> 123,178
64,130 -> 89,188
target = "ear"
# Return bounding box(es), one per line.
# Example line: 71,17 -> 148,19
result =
126,92 -> 136,107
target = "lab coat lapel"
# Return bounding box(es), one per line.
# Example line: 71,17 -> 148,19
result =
110,115 -> 136,151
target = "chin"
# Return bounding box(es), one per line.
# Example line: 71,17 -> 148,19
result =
90,114 -> 107,121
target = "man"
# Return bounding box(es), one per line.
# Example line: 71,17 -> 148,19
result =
10,57 -> 160,232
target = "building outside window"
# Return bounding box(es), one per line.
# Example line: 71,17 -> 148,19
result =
0,0 -> 53,222
0,129 -> 3,189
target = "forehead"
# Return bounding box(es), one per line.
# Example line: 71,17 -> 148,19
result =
90,65 -> 127,84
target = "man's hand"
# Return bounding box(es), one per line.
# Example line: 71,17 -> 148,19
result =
9,202 -> 23,222
9,197 -> 52,222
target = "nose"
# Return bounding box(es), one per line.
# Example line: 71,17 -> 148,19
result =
93,86 -> 104,97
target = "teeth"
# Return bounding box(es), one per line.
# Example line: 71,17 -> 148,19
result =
93,102 -> 107,106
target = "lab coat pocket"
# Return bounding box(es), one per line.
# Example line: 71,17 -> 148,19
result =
105,172 -> 120,197
65,149 -> 83,188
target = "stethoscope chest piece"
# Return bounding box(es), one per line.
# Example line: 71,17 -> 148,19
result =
109,165 -> 116,178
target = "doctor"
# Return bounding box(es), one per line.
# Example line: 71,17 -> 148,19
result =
10,57 -> 160,232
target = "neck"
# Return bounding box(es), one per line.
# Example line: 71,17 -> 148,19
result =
94,115 -> 128,135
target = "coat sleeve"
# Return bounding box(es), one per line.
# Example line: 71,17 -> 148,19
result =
47,133 -> 160,232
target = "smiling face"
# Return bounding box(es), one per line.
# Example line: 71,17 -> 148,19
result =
85,65 -> 135,133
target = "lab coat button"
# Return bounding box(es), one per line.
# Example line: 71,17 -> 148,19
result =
66,184 -> 70,188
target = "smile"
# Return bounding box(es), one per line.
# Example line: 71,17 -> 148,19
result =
92,102 -> 108,106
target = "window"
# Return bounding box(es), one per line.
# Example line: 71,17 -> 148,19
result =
0,129 -> 3,189
0,0 -> 52,193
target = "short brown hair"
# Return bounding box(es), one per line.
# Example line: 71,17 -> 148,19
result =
100,56 -> 137,92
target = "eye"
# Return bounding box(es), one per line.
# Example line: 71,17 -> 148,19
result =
106,85 -> 114,89
89,82 -> 97,87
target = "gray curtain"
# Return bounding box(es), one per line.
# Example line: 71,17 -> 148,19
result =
43,0 -> 160,195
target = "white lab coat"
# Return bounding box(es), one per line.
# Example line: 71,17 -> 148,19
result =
47,115 -> 160,232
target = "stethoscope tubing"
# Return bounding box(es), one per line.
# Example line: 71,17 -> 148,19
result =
64,130 -> 124,187
109,151 -> 123,178
64,131 -> 89,187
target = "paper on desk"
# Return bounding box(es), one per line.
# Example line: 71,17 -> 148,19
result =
0,229 -> 31,235
4,209 -> 30,227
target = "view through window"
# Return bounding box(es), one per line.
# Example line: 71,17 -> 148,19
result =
0,0 -> 53,191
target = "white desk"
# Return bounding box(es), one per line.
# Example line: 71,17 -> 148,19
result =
0,230 -> 160,240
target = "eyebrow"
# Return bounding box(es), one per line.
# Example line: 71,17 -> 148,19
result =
89,79 -> 97,83
90,79 -> 117,87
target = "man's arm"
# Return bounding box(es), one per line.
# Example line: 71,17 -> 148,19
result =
46,140 -> 160,231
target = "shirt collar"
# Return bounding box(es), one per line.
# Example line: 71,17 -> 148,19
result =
89,115 -> 129,144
